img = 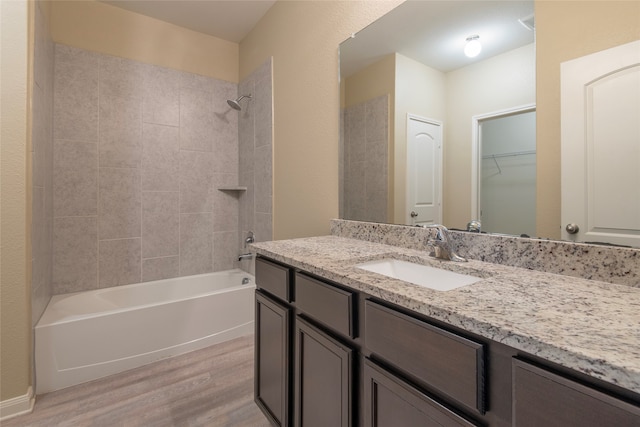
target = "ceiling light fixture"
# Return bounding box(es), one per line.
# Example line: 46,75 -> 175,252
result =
464,35 -> 482,58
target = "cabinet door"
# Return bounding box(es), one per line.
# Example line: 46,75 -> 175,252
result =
363,359 -> 478,427
513,358 -> 640,427
295,317 -> 353,427
255,290 -> 291,427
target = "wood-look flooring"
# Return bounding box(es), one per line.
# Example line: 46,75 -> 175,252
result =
3,335 -> 271,427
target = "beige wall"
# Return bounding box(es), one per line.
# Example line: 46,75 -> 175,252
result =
344,54 -> 395,108
240,1 -> 403,239
1,0 -> 32,403
50,0 -> 239,82
535,0 -> 640,239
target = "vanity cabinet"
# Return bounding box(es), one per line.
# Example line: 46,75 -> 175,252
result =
512,359 -> 640,427
254,255 -> 640,427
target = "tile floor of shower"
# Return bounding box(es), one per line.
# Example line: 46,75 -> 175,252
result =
3,335 -> 269,427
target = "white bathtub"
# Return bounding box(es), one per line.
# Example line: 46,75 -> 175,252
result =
35,269 -> 255,394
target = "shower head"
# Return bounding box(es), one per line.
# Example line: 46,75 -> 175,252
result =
227,94 -> 252,111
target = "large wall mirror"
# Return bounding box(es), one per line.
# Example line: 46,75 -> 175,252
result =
339,0 -> 640,249
340,1 -> 537,235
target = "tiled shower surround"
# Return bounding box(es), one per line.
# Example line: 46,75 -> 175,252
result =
342,95 -> 389,223
51,44 -> 272,294
239,59 -> 273,256
32,0 -> 55,325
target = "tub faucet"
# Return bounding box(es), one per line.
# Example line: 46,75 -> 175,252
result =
238,253 -> 254,261
420,224 -> 467,262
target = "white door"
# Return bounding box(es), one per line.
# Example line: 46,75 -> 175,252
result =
406,115 -> 442,226
561,40 -> 640,247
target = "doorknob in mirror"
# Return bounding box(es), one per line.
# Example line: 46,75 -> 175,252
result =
411,211 -> 418,218
565,223 -> 579,234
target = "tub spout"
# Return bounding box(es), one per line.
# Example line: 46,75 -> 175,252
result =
238,253 -> 254,261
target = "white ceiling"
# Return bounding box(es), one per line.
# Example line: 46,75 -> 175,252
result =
101,0 -> 276,43
340,0 -> 535,76
100,1 -> 534,74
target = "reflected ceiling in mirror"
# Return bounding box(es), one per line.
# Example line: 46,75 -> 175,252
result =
340,1 -> 534,78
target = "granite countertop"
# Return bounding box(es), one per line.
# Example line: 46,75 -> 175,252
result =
251,235 -> 640,394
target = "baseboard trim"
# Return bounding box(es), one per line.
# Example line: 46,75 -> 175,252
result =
0,386 -> 35,421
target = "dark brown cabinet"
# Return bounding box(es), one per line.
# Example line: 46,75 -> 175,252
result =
363,359 -> 478,427
364,300 -> 485,415
294,318 -> 354,427
255,290 -> 291,427
512,358 -> 640,427
254,256 -> 640,427
255,257 -> 292,302
295,272 -> 355,339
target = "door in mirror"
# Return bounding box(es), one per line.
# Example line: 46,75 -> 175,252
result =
561,40 -> 640,247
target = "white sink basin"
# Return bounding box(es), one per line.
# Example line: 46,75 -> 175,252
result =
355,259 -> 482,291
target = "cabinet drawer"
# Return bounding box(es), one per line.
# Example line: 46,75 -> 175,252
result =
365,300 -> 485,413
513,359 -> 640,427
364,359 -> 478,427
256,257 -> 291,302
295,273 -> 355,338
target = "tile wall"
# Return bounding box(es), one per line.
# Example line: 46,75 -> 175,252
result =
32,0 -> 55,325
51,45 -> 272,294
342,95 -> 389,223
238,58 -> 274,270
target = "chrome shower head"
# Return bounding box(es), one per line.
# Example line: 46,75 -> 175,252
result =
227,94 -> 252,111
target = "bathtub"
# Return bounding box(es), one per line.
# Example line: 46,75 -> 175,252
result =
35,269 -> 255,394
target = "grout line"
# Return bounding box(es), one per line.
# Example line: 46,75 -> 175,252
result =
141,254 -> 179,261
96,58 -> 101,290
138,155 -> 143,283
178,88 -> 182,277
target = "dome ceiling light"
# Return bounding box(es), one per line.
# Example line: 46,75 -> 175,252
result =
464,35 -> 482,58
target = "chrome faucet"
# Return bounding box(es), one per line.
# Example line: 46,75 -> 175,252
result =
238,253 -> 254,261
420,224 -> 467,262
244,231 -> 255,248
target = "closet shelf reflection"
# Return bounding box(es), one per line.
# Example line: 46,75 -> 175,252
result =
482,150 -> 536,174
481,149 -> 536,159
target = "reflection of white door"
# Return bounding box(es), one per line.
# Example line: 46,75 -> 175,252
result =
561,40 -> 640,247
406,115 -> 442,226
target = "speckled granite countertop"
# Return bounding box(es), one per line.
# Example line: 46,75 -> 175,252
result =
251,235 -> 640,394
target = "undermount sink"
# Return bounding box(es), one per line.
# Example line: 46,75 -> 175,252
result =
355,259 -> 482,291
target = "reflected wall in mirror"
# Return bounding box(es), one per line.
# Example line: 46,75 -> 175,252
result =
339,0 -> 536,235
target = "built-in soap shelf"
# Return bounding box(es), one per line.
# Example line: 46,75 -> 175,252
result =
217,186 -> 247,192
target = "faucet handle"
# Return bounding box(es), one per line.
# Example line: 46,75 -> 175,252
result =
424,225 -> 467,262
244,231 -> 255,247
